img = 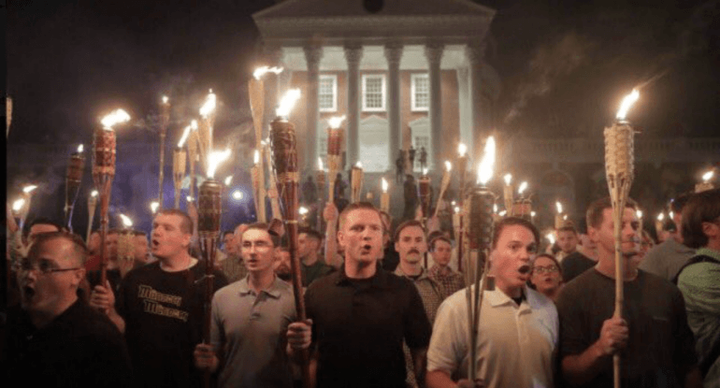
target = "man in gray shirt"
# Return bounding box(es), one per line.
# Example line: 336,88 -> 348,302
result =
193,224 -> 311,388
639,193 -> 695,281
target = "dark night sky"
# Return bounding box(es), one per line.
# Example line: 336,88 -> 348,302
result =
7,0 -> 720,146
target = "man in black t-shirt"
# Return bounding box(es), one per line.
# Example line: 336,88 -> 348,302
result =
557,197 -> 702,388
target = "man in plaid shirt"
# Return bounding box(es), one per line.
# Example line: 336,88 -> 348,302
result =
427,233 -> 465,298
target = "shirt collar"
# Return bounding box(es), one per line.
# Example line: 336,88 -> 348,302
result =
486,284 -> 533,310
336,265 -> 390,288
395,265 -> 433,282
696,247 -> 720,262
238,276 -> 283,299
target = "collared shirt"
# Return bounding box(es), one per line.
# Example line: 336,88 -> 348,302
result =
221,254 -> 247,284
305,267 -> 432,388
211,276 -> 296,388
428,264 -> 466,298
427,285 -> 559,388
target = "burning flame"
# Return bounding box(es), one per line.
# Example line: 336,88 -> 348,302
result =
355,161 -> 363,169
563,215 -> 568,220
616,89 -> 640,121
531,211 -> 537,218
253,149 -> 260,165
23,185 -> 38,194
328,115 -> 346,129
191,120 -> 198,130
657,213 -> 664,221
493,203 -> 498,213
119,214 -> 133,228
476,136 -> 495,185
224,176 -> 233,186
12,198 -> 25,212
498,210 -> 507,217
91,190 -> 98,198
162,95 -> 169,104
253,66 -> 283,80
518,181 -> 528,195
556,201 -> 563,214
451,201 -> 456,206
702,170 -> 714,182
546,233 -> 556,245
77,144 -> 84,153
504,174 -> 512,186
200,90 -> 217,117
150,202 -> 159,213
669,211 -> 674,220
454,206 -> 461,214
187,195 -> 194,202
318,157 -> 324,171
276,89 -> 301,118
458,143 -> 467,157
299,207 -> 309,215
101,109 -> 130,130
636,209 -> 643,219
445,161 -> 452,172
178,125 -> 192,148
423,167 -> 429,176
382,177 -> 388,193
232,190 -> 244,200
207,148 -> 232,179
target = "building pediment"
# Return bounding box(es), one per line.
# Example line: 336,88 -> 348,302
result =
255,0 -> 494,19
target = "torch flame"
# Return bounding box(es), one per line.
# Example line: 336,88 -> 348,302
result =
355,161 -> 363,169
546,233 -> 556,245
207,148 -> 232,179
493,203 -> 498,213
702,170 -> 714,182
224,175 -> 233,186
91,190 -> 98,198
253,66 -> 284,80
382,178 -> 388,193
531,211 -> 537,218
150,202 -> 159,213
187,195 -> 193,202
318,157 -> 324,171
178,125 -> 192,148
12,198 -> 25,212
454,206 -> 461,214
504,173 -> 512,186
518,181 -> 528,195
556,201 -> 563,214
328,115 -> 346,129
77,144 -> 84,153
636,209 -> 643,219
657,213 -> 664,221
191,120 -> 198,130
423,167 -> 429,176
476,136 -> 495,185
232,190 -> 243,200
669,211 -> 674,220
458,143 -> 467,157
162,95 -> 169,104
445,161 -> 452,172
23,185 -> 38,194
616,89 -> 640,121
253,149 -> 260,165
276,89 -> 301,118
119,214 -> 133,228
200,90 -> 217,117
101,109 -> 131,130
498,210 -> 507,217
299,206 -> 309,215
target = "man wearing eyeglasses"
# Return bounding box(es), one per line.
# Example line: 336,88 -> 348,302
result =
6,232 -> 132,388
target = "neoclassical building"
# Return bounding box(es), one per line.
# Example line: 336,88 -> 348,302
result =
253,0 -> 501,172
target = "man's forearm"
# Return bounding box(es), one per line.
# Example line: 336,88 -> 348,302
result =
426,370 -> 458,388
561,342 -> 608,386
107,308 -> 126,334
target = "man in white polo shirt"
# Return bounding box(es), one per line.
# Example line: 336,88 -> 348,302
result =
426,217 -> 558,388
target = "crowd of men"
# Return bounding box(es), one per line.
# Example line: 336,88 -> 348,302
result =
3,185 -> 719,388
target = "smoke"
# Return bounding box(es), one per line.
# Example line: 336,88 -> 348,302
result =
503,32 -> 593,124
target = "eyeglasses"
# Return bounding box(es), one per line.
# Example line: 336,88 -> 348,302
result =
533,265 -> 559,275
18,258 -> 82,275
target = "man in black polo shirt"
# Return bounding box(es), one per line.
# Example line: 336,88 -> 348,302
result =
304,202 -> 432,388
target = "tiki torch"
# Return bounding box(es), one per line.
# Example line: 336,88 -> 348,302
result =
503,174 -> 513,216
251,149 -> 267,222
269,88 -> 311,388
419,167 -> 432,227
316,158 -> 326,229
118,214 -> 135,277
198,148 -> 231,388
433,161 -> 452,218
6,96 -> 12,138
174,125 -> 191,208
604,89 -> 638,388
457,143 -> 469,201
555,201 -> 564,230
197,90 -> 217,173
381,178 -> 390,213
264,141 -> 283,222
94,108 -> 130,286
249,66 -> 283,151
86,190 -> 98,243
327,116 -> 346,203
655,213 -> 665,239
351,162 -> 364,203
464,136 -> 496,383
158,96 -> 171,210
188,120 -> 199,199
17,185 -> 38,231
696,170 -> 715,193
65,144 -> 86,232
512,181 -> 532,219
452,205 -> 464,273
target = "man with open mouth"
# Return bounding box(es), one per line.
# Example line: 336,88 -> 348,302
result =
427,217 -> 559,388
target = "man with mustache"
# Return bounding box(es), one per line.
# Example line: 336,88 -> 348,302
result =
305,202 -> 432,388
557,197 -> 702,388
427,217 -> 558,388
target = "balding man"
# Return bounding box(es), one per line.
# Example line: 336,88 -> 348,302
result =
6,232 -> 132,388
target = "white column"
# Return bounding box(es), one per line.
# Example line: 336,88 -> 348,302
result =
456,67 -> 471,152
344,43 -> 363,167
425,42 -> 444,167
384,42 -> 403,170
304,44 -> 323,171
466,42 -> 486,159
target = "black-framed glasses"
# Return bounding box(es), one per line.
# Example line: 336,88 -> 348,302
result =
18,258 -> 82,275
533,265 -> 559,275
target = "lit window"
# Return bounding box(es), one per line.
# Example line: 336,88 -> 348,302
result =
362,74 -> 386,112
411,74 -> 429,111
318,75 -> 337,112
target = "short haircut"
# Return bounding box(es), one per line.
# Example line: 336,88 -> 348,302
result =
557,225 -> 578,235
492,217 -> 540,249
428,231 -> 451,251
222,230 -> 234,238
394,220 -> 426,243
299,228 -> 323,241
156,209 -> 194,235
28,231 -> 89,266
132,230 -> 147,237
107,228 -> 121,236
531,253 -> 563,276
586,197 -> 638,230
681,189 -> 720,249
23,217 -> 62,239
670,192 -> 693,214
338,202 -> 384,232
243,223 -> 281,247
